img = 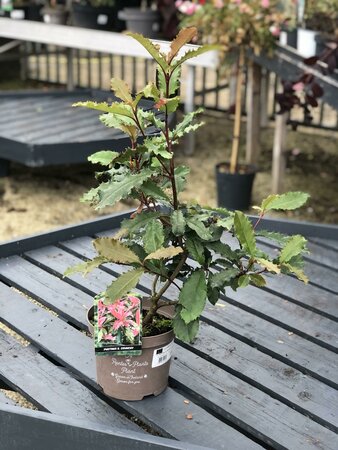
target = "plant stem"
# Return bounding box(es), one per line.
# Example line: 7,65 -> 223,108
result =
230,47 -> 245,174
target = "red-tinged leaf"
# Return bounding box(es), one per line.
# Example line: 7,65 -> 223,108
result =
303,56 -> 318,66
311,82 -> 324,98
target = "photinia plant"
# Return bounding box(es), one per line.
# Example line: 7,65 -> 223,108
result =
65,28 -> 310,343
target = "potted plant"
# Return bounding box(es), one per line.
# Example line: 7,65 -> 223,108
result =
71,0 -> 116,30
9,0 -> 43,21
177,0 -> 287,210
41,0 -> 68,24
118,0 -> 162,38
297,0 -> 338,57
65,28 -> 310,401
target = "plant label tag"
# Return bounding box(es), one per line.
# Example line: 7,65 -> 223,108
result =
152,341 -> 173,368
94,294 -> 142,356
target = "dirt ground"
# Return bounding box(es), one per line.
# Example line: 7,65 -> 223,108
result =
0,98 -> 337,243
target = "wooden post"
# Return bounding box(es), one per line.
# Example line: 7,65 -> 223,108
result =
246,60 -> 262,166
260,69 -> 270,128
272,112 -> 288,194
184,65 -> 196,155
66,47 -> 74,91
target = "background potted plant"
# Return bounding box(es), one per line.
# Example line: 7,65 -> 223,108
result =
297,0 -> 338,57
66,27 -> 310,401
177,0 -> 287,210
9,0 -> 43,21
41,0 -> 68,24
118,0 -> 162,38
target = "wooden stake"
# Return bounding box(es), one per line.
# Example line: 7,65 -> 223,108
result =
246,61 -> 262,165
272,112 -> 288,194
230,48 -> 245,174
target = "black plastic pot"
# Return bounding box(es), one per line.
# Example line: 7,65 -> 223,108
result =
71,4 -> 116,31
118,8 -> 162,38
215,163 -> 257,211
10,4 -> 43,21
41,6 -> 68,25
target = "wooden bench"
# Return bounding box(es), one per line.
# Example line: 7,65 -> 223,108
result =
0,210 -> 337,449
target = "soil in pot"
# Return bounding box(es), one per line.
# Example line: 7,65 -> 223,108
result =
87,303 -> 174,401
216,162 -> 257,211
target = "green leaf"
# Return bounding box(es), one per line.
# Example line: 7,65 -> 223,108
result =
142,82 -> 160,100
255,230 -> 289,246
238,275 -> 250,288
110,78 -> 133,104
279,235 -> 308,263
127,32 -> 169,72
282,263 -> 309,283
256,258 -> 281,274
145,246 -> 183,261
92,169 -> 153,209
106,268 -> 144,303
156,97 -> 180,113
173,165 -> 190,193
210,268 -> 240,289
206,241 -> 239,261
260,192 -> 310,212
144,220 -> 164,254
88,151 -> 119,166
73,101 -> 134,119
207,285 -> 219,305
168,66 -> 181,96
122,211 -> 161,235
173,314 -> 199,343
64,256 -> 107,277
187,217 -> 213,241
234,211 -> 257,256
171,210 -> 186,236
172,108 -> 204,138
93,238 -> 140,264
179,270 -> 207,324
100,113 -> 138,141
141,180 -> 170,202
172,45 -> 218,70
249,274 -> 266,287
186,235 -> 205,265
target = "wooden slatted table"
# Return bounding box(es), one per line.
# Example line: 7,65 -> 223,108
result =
0,90 -> 157,176
0,211 -> 337,449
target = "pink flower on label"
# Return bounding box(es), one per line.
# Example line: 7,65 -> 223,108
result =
98,315 -> 106,328
175,0 -> 201,15
102,333 -> 116,341
269,25 -> 280,36
293,82 -> 304,91
261,0 -> 269,8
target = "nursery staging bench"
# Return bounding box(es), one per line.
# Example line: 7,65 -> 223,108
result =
0,211 -> 338,449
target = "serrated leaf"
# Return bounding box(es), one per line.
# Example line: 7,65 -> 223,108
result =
167,27 -> 197,63
279,235 -> 308,263
93,169 -> 153,209
249,273 -> 266,287
100,113 -> 138,141
173,315 -> 199,343
88,151 -> 119,166
179,270 -> 207,324
256,230 -> 289,246
93,238 -> 140,264
187,217 -> 213,241
207,285 -> 219,305
122,211 -> 161,234
144,220 -> 164,254
156,97 -> 180,113
206,241 -> 239,261
105,268 -> 144,303
282,263 -> 309,283
261,192 -> 310,212
144,136 -> 172,159
111,78 -> 133,104
175,165 -> 190,193
171,210 -> 186,236
172,45 -> 218,70
234,211 -> 257,256
210,268 -> 240,289
142,82 -> 160,100
238,275 -> 250,288
73,101 -> 134,119
172,108 -> 204,138
186,235 -> 205,265
64,256 -> 107,277
141,180 -> 170,202
145,246 -> 183,261
257,258 -> 281,273
127,32 -> 169,72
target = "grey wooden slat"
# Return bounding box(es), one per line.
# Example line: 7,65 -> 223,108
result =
306,241 -> 338,270
58,238 -> 338,386
171,346 -> 338,450
310,237 -> 338,252
0,404 -> 214,450
0,284 -> 261,449
0,331 -> 139,431
0,256 -> 93,329
191,322 -> 338,431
